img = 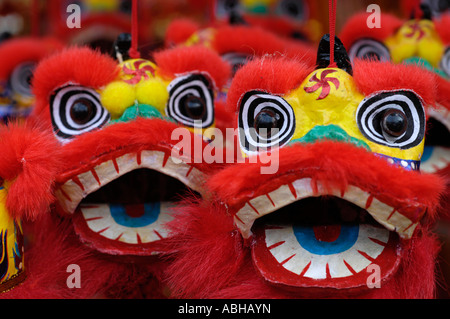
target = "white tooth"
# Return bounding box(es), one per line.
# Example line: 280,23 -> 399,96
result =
303,260 -> 328,279
56,181 -> 83,214
401,222 -> 418,239
115,153 -> 140,175
388,211 -> 415,239
248,195 -> 274,216
139,150 -> 165,169
265,226 -> 310,276
268,184 -> 298,207
291,178 -> 314,198
81,204 -> 111,233
116,231 -> 139,244
366,198 -> 396,233
93,161 -> 117,186
234,203 -> 261,239
341,186 -> 370,212
77,169 -> 100,195
55,188 -> 74,213
326,255 -> 354,278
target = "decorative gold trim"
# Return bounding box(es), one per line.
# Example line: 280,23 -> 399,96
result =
0,271 -> 26,293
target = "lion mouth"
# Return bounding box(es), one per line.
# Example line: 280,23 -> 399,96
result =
55,149 -> 204,256
421,106 -> 450,174
234,178 -> 422,292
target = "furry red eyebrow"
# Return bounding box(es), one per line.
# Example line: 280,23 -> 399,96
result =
153,45 -> 231,89
32,46 -> 119,102
339,12 -> 403,48
352,59 -> 436,107
30,47 -> 119,129
435,14 -> 450,45
0,37 -> 64,80
211,25 -> 316,64
226,56 -> 314,113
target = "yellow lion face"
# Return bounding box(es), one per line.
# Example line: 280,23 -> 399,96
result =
0,186 -> 25,292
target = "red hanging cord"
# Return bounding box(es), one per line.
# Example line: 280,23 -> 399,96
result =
31,0 -> 40,37
328,0 -> 337,68
210,0 -> 217,25
129,0 -> 141,59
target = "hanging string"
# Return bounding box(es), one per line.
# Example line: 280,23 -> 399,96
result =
328,0 -> 337,68
129,0 -> 141,59
210,0 -> 217,25
31,0 -> 40,37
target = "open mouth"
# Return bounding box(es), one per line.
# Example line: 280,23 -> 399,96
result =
234,178 -> 422,292
55,149 -> 205,256
422,106 -> 450,173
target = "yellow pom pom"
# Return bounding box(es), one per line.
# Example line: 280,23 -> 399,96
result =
100,81 -> 136,119
135,79 -> 169,114
418,38 -> 445,68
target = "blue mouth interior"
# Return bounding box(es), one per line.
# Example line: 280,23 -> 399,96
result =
109,203 -> 161,228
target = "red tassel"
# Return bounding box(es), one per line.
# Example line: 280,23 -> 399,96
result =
129,0 -> 141,59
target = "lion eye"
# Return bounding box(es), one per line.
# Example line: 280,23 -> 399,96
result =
166,74 -> 214,129
356,90 -> 425,149
239,91 -> 295,154
51,86 -> 110,140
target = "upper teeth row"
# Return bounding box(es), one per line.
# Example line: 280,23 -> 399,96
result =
234,178 -> 419,240
55,150 -> 205,214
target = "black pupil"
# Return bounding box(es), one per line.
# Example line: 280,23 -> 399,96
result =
25,73 -> 32,86
284,2 -> 300,16
183,94 -> 206,120
70,98 -> 95,125
382,110 -> 407,137
438,0 -> 449,11
224,0 -> 238,10
254,109 -> 280,138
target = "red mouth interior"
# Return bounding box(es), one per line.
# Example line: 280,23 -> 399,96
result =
251,196 -> 402,293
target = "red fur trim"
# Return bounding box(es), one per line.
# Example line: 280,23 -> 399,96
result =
435,14 -> 450,45
56,118 -> 220,181
211,25 -> 316,64
164,202 -> 440,298
153,45 -> 231,89
1,214 -> 168,298
400,0 -> 421,17
226,56 -> 314,113
339,12 -> 403,49
31,47 -> 119,128
77,14 -> 131,32
207,142 -> 446,221
0,122 -> 61,220
352,59 -> 437,107
0,37 -> 64,80
164,18 -> 201,47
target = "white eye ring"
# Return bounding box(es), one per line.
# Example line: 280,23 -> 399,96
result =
10,62 -> 35,97
166,74 -> 214,129
239,91 -> 295,154
440,48 -> 450,77
349,39 -> 391,62
356,90 -> 425,149
51,85 -> 110,140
